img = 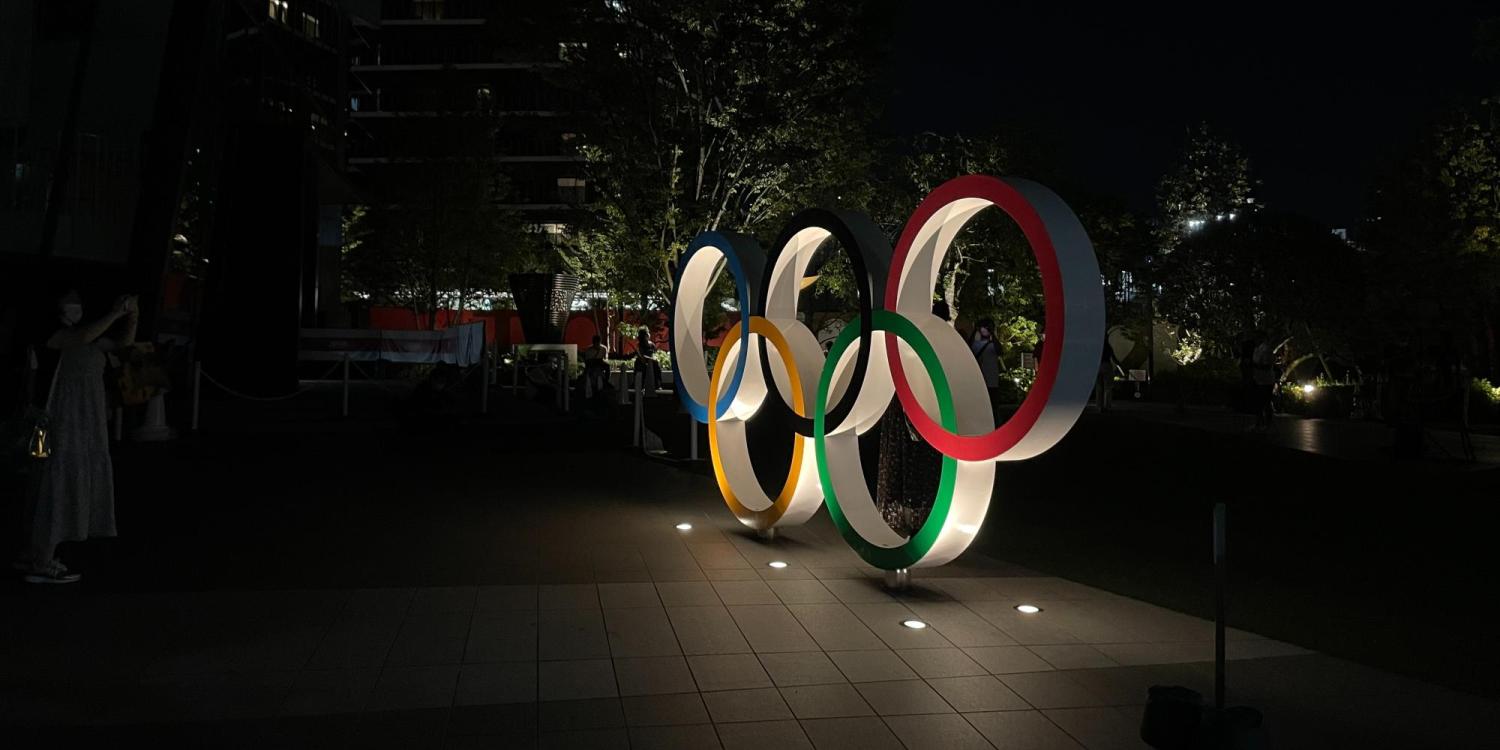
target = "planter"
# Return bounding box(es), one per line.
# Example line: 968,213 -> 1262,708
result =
509,273 -> 580,344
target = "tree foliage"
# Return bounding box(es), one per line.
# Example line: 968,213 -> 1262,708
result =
559,0 -> 891,307
342,160 -> 542,327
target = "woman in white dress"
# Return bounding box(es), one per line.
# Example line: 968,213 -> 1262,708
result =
22,290 -> 136,584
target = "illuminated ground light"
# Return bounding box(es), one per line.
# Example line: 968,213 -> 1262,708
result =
1301,383 -> 1316,394
675,523 -> 693,531
901,619 -> 928,629
1015,604 -> 1042,614
767,561 -> 789,569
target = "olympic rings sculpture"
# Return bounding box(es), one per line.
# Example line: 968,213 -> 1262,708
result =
670,175 -> 1104,570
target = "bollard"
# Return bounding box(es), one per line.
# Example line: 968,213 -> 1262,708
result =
191,360 -> 202,431
342,355 -> 350,418
690,414 -> 699,460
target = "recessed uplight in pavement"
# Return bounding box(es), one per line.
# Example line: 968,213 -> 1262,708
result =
675,523 -> 693,531
1015,604 -> 1042,614
767,561 -> 788,569
901,619 -> 928,629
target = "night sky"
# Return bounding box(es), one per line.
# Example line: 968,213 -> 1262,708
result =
888,3 -> 1496,227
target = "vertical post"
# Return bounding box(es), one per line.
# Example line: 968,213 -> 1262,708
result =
191,360 -> 201,431
480,350 -> 490,415
113,407 -> 124,441
619,367 -> 629,405
512,348 -> 520,392
633,371 -> 644,447
1213,502 -> 1227,710
342,354 -> 350,418
690,415 -> 698,460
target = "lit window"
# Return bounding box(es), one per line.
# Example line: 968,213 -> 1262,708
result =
412,0 -> 444,20
557,177 -> 586,203
268,0 -> 288,23
300,11 -> 320,39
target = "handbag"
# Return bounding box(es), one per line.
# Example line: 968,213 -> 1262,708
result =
3,347 -> 58,471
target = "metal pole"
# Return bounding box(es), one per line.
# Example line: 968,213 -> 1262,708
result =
633,371 -> 643,447
690,415 -> 698,460
480,349 -> 490,415
191,360 -> 201,431
512,348 -> 520,392
1214,502 -> 1227,710
342,354 -> 350,418
113,407 -> 123,441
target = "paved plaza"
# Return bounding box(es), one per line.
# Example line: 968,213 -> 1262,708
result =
2,399 -> 1497,749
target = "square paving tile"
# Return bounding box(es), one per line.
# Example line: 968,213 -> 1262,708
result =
539,659 -> 617,701
604,607 -> 682,658
798,716 -> 903,749
367,665 -> 459,711
702,687 -> 793,723
854,679 -> 954,715
599,582 -> 664,609
903,601 -> 1018,647
1029,644 -> 1119,670
758,651 -> 846,687
385,612 -> 471,666
716,719 -> 813,750
465,612 -> 538,663
820,579 -> 897,604
622,692 -> 710,726
767,580 -> 838,605
656,582 -> 722,607
455,662 -> 536,705
667,607 -> 752,655
615,656 -> 699,696
411,586 -> 477,614
447,702 -> 539,736
1043,706 -> 1141,750
712,580 -> 781,606
896,647 -> 987,679
966,711 -> 1086,747
540,584 -> 601,610
475,585 -> 538,612
628,723 -> 723,749
846,603 -> 954,650
541,727 -> 631,749
927,675 -> 1029,712
999,671 -> 1110,709
827,650 -> 918,683
785,604 -> 886,652
881,713 -> 993,750
727,605 -> 819,653
779,683 -> 874,719
539,608 -> 609,660
964,646 -> 1056,675
280,668 -> 379,716
686,653 -> 772,692
540,697 -> 626,731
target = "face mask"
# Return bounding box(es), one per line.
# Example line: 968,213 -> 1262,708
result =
61,304 -> 83,325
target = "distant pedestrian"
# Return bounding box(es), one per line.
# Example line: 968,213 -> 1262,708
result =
632,328 -> 661,395
969,318 -> 1000,404
19,289 -> 137,584
582,334 -> 609,395
1097,341 -> 1119,412
1250,330 -> 1277,430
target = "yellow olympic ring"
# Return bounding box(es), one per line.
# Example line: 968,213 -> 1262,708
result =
708,316 -> 809,530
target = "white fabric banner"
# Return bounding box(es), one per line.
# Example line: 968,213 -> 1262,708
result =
299,322 -> 485,366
